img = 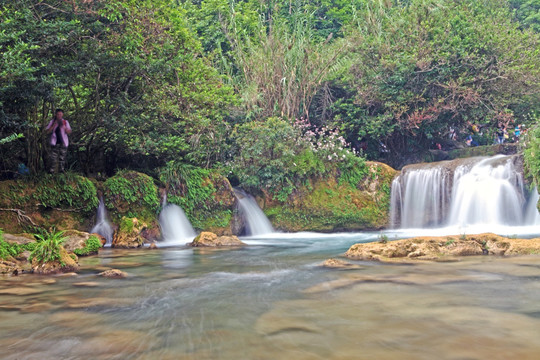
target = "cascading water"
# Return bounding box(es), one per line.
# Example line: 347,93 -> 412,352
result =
158,196 -> 197,245
234,189 -> 274,236
390,155 -> 540,229
90,197 -> 113,246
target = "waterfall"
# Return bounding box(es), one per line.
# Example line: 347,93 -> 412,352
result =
448,156 -> 525,227
158,197 -> 197,245
90,197 -> 113,246
390,155 -> 540,229
234,189 -> 274,236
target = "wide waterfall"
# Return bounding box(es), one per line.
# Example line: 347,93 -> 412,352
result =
390,155 -> 540,229
234,189 -> 274,236
159,197 -> 197,245
90,197 -> 113,246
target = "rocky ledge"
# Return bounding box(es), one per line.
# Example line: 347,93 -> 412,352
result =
344,233 -> 540,262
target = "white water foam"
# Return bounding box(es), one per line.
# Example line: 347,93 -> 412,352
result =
235,190 -> 274,236
159,203 -> 197,246
90,197 -> 113,246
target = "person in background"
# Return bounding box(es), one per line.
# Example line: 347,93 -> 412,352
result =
45,109 -> 72,174
514,124 -> 521,142
496,123 -> 505,144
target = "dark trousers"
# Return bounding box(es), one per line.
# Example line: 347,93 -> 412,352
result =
50,144 -> 67,173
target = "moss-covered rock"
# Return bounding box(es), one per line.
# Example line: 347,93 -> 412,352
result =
161,165 -> 238,235
263,162 -> 398,232
0,173 -> 99,233
103,170 -> 160,223
32,246 -> 79,274
112,217 -> 146,248
63,230 -> 102,256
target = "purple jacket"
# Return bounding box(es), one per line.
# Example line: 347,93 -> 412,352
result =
46,119 -> 72,147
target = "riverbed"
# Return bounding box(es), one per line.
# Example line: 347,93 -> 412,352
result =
1,231 -> 540,359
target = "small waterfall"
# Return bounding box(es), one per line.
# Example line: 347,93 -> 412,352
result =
159,197 -> 197,245
234,189 -> 274,236
390,165 -> 450,228
448,156 -> 525,226
390,155 -> 540,229
525,188 -> 540,225
90,197 -> 113,246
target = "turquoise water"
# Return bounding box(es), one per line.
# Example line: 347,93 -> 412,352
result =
1,231 -> 540,359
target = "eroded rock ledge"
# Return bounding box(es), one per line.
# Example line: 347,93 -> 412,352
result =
344,233 -> 540,262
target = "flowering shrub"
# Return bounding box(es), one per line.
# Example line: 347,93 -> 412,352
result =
231,117 -> 366,200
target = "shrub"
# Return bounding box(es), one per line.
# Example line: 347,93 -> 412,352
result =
30,229 -> 66,264
0,229 -> 35,260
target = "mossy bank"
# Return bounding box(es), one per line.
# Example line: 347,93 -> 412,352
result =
261,162 -> 398,232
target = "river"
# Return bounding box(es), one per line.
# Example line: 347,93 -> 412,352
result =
1,230 -> 540,359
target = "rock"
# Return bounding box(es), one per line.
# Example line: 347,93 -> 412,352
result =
32,246 -> 79,275
321,258 -> 363,269
0,287 -> 44,296
63,230 -> 97,253
345,233 -> 540,262
73,282 -> 100,287
112,217 -> 146,248
90,233 -> 107,246
189,232 -> 245,247
148,242 -> 158,249
98,269 -> 128,278
20,302 -> 54,313
2,233 -> 34,245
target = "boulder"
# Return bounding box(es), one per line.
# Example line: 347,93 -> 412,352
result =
98,269 -> 128,278
189,232 -> 245,247
345,233 -> 540,262
112,217 -> 146,248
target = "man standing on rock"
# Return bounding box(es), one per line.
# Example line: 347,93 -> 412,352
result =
45,109 -> 72,173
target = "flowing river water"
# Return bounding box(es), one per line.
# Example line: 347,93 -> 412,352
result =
1,230 -> 540,360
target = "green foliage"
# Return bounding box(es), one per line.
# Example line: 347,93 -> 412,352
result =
378,234 -> 389,244
331,0 -> 540,163
73,235 -> 102,256
510,0 -> 540,32
30,229 -> 66,264
159,162 -> 233,230
103,171 -> 160,221
524,125 -> 540,188
0,133 -> 23,145
34,173 -> 99,214
338,155 -> 368,188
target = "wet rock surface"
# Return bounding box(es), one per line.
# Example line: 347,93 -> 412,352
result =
345,233 -> 540,262
189,232 -> 245,247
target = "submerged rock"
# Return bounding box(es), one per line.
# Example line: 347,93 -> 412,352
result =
189,231 -> 245,247
98,269 -> 128,278
321,258 -> 363,269
345,233 -> 540,262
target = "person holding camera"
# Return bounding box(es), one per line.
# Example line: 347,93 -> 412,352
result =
45,109 -> 72,173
